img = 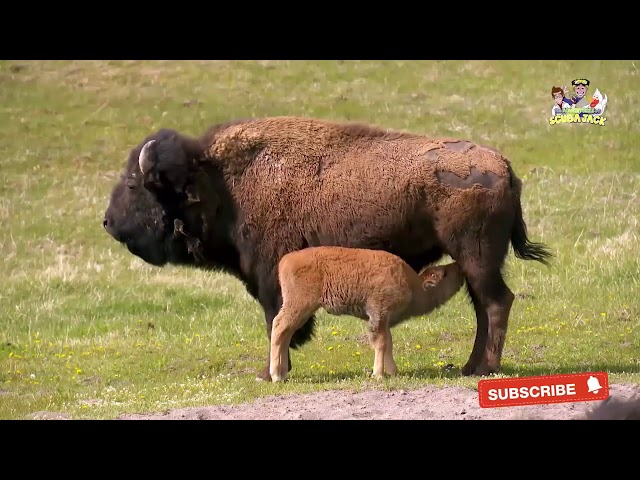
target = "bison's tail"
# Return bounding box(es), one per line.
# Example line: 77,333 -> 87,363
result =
289,315 -> 316,349
508,165 -> 554,266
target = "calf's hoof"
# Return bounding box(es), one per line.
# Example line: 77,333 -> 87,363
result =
255,365 -> 273,382
271,372 -> 287,383
386,366 -> 398,377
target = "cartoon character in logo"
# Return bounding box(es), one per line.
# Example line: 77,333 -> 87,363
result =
569,78 -> 590,108
588,88 -> 608,115
551,86 -> 572,115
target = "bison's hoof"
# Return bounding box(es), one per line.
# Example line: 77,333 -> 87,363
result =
461,362 -> 499,377
461,363 -> 475,376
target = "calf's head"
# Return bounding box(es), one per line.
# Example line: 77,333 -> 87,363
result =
103,129 -> 211,266
419,262 -> 464,291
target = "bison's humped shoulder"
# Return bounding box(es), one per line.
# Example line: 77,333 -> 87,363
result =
207,116 -> 414,161
207,123 -> 264,160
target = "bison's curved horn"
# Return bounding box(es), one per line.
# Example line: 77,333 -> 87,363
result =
138,140 -> 156,174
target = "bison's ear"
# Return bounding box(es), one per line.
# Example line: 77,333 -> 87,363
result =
137,132 -> 200,194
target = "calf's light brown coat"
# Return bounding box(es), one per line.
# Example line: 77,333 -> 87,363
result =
269,246 -> 465,382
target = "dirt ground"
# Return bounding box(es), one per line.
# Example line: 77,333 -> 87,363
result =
115,383 -> 640,421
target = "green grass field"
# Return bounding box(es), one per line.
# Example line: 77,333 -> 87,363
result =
1,60 -> 638,420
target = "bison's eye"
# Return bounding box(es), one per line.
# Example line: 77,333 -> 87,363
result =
125,173 -> 137,189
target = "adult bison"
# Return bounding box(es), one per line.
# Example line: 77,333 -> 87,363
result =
102,116 -> 552,380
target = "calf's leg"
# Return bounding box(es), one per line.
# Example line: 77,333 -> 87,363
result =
384,325 -> 398,376
256,300 -> 283,382
368,314 -> 394,379
270,302 -> 319,383
383,332 -> 397,376
256,282 -> 317,382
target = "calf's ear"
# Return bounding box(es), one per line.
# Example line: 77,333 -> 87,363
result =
422,278 -> 434,289
137,131 -> 199,194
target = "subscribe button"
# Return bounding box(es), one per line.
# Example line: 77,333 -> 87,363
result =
478,372 -> 609,408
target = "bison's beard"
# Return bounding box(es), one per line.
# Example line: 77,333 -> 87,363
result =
125,238 -> 167,266
124,233 -> 193,267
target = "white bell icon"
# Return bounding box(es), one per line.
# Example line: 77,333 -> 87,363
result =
587,376 -> 603,394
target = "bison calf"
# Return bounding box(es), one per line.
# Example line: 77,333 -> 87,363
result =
269,246 -> 465,382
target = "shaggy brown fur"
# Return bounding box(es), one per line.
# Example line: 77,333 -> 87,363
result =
269,246 -> 465,382
103,115 -> 552,381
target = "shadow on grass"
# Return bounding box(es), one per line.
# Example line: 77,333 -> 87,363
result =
500,364 -> 640,378
230,357 -> 640,384
289,364 -> 463,383
401,365 -> 467,380
373,363 -> 640,382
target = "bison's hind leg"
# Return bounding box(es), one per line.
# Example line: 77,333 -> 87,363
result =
460,267 -> 514,376
446,222 -> 515,376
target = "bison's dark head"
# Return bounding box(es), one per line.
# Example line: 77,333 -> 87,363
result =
103,129 -> 210,267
